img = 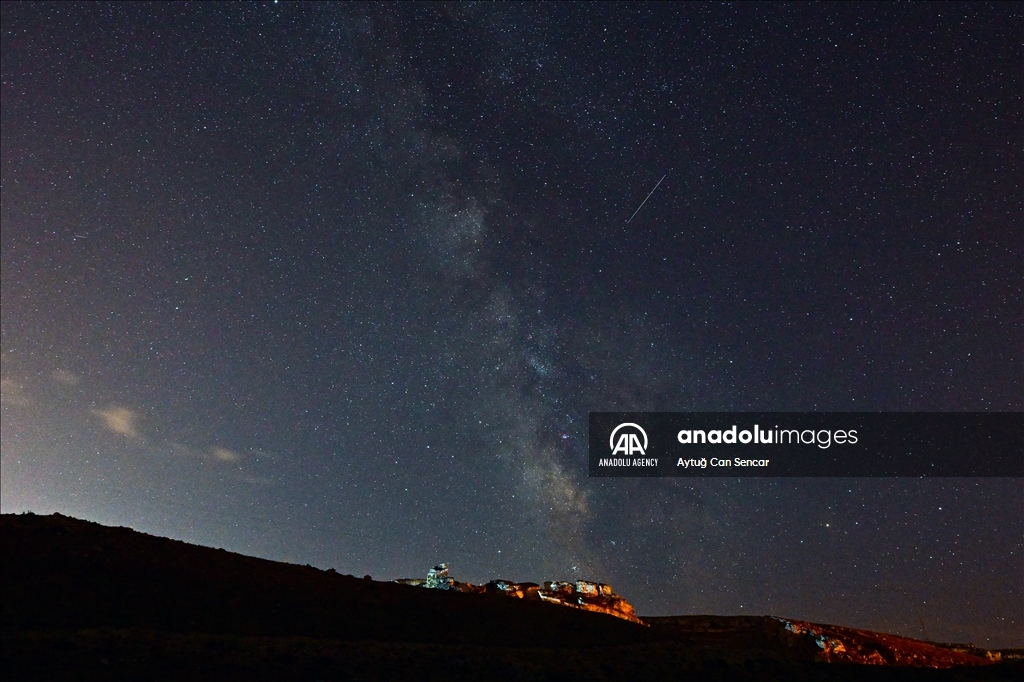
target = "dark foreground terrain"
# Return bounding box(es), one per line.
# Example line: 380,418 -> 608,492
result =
2,513 -> 1019,681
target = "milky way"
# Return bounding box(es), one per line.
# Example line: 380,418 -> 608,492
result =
1,2 -> 1021,646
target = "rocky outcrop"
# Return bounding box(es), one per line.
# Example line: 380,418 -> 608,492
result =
772,617 -> 998,667
536,580 -> 642,624
425,563 -> 456,590
397,565 -> 643,624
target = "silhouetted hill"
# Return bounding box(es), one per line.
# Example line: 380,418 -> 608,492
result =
1,512 -> 647,647
2,513 -> 1018,681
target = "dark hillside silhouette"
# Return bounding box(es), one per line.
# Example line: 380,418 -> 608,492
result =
2,513 -> 1018,681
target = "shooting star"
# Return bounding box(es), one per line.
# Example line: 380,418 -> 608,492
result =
626,174 -> 666,224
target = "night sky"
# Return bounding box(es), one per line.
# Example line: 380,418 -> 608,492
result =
2,2 -> 1021,647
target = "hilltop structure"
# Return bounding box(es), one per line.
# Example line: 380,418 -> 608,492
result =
395,564 -> 643,624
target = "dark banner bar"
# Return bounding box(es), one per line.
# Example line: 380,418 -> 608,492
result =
588,413 -> 1023,477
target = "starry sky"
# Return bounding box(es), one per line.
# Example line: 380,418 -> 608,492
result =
1,2 -> 1021,647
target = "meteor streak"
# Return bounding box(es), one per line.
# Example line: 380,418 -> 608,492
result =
625,174 -> 666,223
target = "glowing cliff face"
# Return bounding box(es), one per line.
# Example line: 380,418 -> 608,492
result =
403,565 -> 643,624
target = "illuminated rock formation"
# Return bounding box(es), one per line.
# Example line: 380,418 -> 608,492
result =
537,579 -> 642,624
397,566 -> 643,624
424,563 -> 455,590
